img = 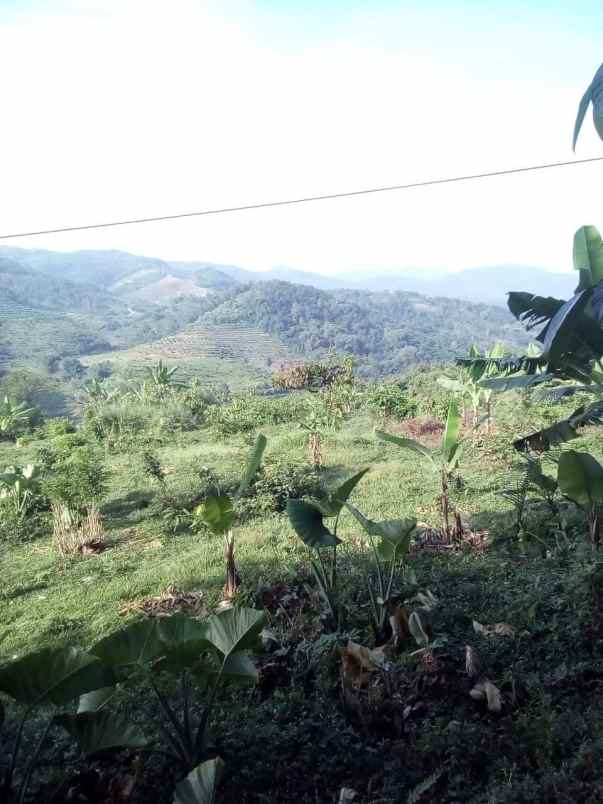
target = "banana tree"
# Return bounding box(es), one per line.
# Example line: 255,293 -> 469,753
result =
558,450 -> 603,548
0,397 -> 34,441
376,399 -> 463,541
573,62 -> 603,150
90,607 -> 265,782
471,225 -> 603,451
286,469 -> 369,628
344,504 -> 416,639
194,434 -> 267,600
441,344 -> 505,431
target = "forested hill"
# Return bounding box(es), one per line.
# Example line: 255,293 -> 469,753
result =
201,281 -> 529,374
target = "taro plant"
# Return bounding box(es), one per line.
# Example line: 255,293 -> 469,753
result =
557,449 -> 603,548
0,645 -> 130,804
286,469 -> 369,629
376,399 -> 463,541
194,434 -> 267,600
90,607 -> 265,793
344,503 -> 416,641
0,464 -> 40,520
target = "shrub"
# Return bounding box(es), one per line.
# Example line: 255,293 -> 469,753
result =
238,462 -> 321,519
42,444 -> 108,516
207,393 -> 307,436
364,382 -> 417,421
44,417 -> 75,439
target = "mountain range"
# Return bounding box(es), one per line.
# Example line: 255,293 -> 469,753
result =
0,246 -> 575,306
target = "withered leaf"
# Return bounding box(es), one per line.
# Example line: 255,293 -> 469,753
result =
470,678 -> 502,712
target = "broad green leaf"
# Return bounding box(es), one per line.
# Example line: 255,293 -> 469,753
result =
437,377 -> 463,392
218,652 -> 258,685
408,611 -> 429,648
77,686 -> 116,713
287,499 -> 341,548
442,399 -> 461,461
236,433 -> 267,497
375,430 -> 433,463
195,495 -> 235,535
157,615 -> 209,647
573,85 -> 593,150
346,503 -> 415,559
541,290 -> 591,364
514,399 -> 603,452
204,607 -> 265,659
573,226 -> 603,290
558,450 -> 603,508
445,441 -> 463,472
316,468 -> 369,516
173,757 -> 224,804
479,373 -> 554,392
0,647 -> 115,706
57,710 -> 147,755
91,620 -> 162,668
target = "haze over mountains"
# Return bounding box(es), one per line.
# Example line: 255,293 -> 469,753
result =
0,246 -> 575,307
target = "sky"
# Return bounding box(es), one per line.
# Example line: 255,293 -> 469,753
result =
0,0 -> 602,277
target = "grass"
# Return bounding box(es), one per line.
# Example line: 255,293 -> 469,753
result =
3,395 -> 603,802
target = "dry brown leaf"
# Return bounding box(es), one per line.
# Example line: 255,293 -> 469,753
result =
119,585 -> 203,617
465,645 -> 481,679
340,640 -> 383,688
473,620 -> 516,637
389,604 -> 410,648
470,679 -> 502,712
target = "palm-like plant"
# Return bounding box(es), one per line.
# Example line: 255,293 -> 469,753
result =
376,399 -> 463,541
194,434 -> 267,601
0,396 -> 34,441
146,359 -> 184,387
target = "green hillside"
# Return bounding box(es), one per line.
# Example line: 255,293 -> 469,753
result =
202,280 -> 530,375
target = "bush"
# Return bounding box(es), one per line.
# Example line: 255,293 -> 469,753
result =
363,382 -> 417,421
42,444 -> 108,516
238,462 -> 321,520
207,394 -> 307,436
44,417 -> 76,439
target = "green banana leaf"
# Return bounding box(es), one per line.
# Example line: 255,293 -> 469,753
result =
173,757 -> 224,804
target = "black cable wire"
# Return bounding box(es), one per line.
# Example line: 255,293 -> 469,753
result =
1,156 -> 602,240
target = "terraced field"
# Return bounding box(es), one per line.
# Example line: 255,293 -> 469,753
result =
80,323 -> 295,388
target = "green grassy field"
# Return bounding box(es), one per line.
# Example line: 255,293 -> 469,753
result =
3,391 -> 603,803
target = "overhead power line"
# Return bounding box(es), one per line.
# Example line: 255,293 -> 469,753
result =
1,156 -> 602,240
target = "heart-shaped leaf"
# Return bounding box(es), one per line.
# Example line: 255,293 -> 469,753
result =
204,607 -> 265,660
77,686 -> 116,713
287,499 -> 340,548
558,449 -> 603,508
173,757 -> 224,804
91,620 -> 163,668
57,710 -> 147,755
0,647 -> 115,706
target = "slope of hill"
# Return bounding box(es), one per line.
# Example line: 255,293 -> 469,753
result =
0,256 -> 129,316
81,322 -> 292,389
200,280 -> 530,375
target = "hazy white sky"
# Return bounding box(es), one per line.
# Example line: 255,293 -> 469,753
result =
1,0 -> 602,275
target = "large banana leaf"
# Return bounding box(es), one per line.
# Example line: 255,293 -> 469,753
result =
442,399 -> 461,462
574,226 -> 603,290
514,398 -> 603,452
0,647 -> 115,706
195,495 -> 236,535
507,293 -> 565,332
573,63 -> 603,149
375,430 -> 433,464
313,468 -> 369,517
236,433 -> 267,497
541,289 -> 592,363
457,354 -> 548,376
558,450 -> 603,507
57,710 -> 147,755
203,607 -> 265,660
287,498 -> 341,548
173,757 -> 224,804
479,373 -> 555,391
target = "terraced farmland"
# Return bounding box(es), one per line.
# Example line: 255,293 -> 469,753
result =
80,323 -> 295,388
